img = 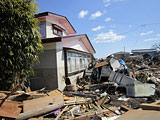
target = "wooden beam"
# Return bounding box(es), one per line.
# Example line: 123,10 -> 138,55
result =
95,61 -> 108,68
140,104 -> 160,111
120,105 -> 131,111
17,102 -> 64,120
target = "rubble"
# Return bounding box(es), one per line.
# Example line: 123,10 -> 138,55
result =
0,54 -> 160,119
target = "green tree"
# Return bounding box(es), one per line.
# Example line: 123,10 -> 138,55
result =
0,0 -> 43,90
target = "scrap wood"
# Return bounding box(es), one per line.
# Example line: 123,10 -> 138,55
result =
26,87 -> 32,93
23,89 -> 64,112
17,102 -> 64,120
65,98 -> 92,105
150,100 -> 160,105
0,100 -> 22,119
120,105 -> 131,111
64,96 -> 74,101
140,103 -> 160,111
95,61 -> 108,68
0,84 -> 21,107
70,109 -> 111,120
0,91 -> 24,95
102,105 -> 120,116
0,93 -> 6,99
97,96 -> 110,106
63,91 -> 97,99
48,89 -> 63,96
55,105 -> 69,120
94,101 -> 103,110
90,103 -> 102,111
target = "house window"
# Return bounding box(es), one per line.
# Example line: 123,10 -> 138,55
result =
67,51 -> 91,74
38,23 -> 46,38
52,24 -> 63,36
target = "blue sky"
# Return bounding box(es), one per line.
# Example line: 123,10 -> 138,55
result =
36,0 -> 160,58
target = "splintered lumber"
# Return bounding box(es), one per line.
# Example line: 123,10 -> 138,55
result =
116,110 -> 160,120
140,103 -> 160,111
70,109 -> 111,120
63,91 -> 97,99
23,89 -> 64,112
95,61 -> 108,68
65,98 -> 92,105
97,96 -> 110,106
17,102 -> 64,120
0,100 -> 22,119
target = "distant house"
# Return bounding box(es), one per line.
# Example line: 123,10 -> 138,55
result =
131,48 -> 158,56
31,12 -> 95,91
112,51 -> 130,59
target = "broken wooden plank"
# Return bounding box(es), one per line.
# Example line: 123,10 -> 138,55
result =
97,96 -> 110,106
70,109 -> 111,120
120,105 -> 131,111
0,84 -> 21,107
0,100 -> 22,119
65,98 -> 92,106
95,61 -> 108,68
23,89 -> 64,112
17,102 -> 64,120
140,103 -> 160,111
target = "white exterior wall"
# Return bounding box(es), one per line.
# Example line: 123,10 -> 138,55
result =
45,20 -> 69,38
62,38 -> 89,53
46,21 -> 58,38
56,42 -> 66,91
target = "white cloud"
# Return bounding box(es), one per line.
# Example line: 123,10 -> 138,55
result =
90,11 -> 103,19
156,34 -> 160,37
105,3 -> 110,7
105,18 -> 111,22
140,31 -> 153,36
144,38 -> 160,42
94,30 -> 126,43
92,26 -> 105,31
128,25 -> 132,28
78,10 -> 88,18
104,0 -> 124,7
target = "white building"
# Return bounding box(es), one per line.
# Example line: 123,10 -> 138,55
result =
31,12 -> 96,91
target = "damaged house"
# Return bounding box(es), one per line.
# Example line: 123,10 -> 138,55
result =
31,12 -> 96,91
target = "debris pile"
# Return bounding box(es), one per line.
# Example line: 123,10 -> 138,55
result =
0,55 -> 160,120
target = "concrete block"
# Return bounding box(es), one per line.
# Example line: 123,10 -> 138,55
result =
126,83 -> 155,97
